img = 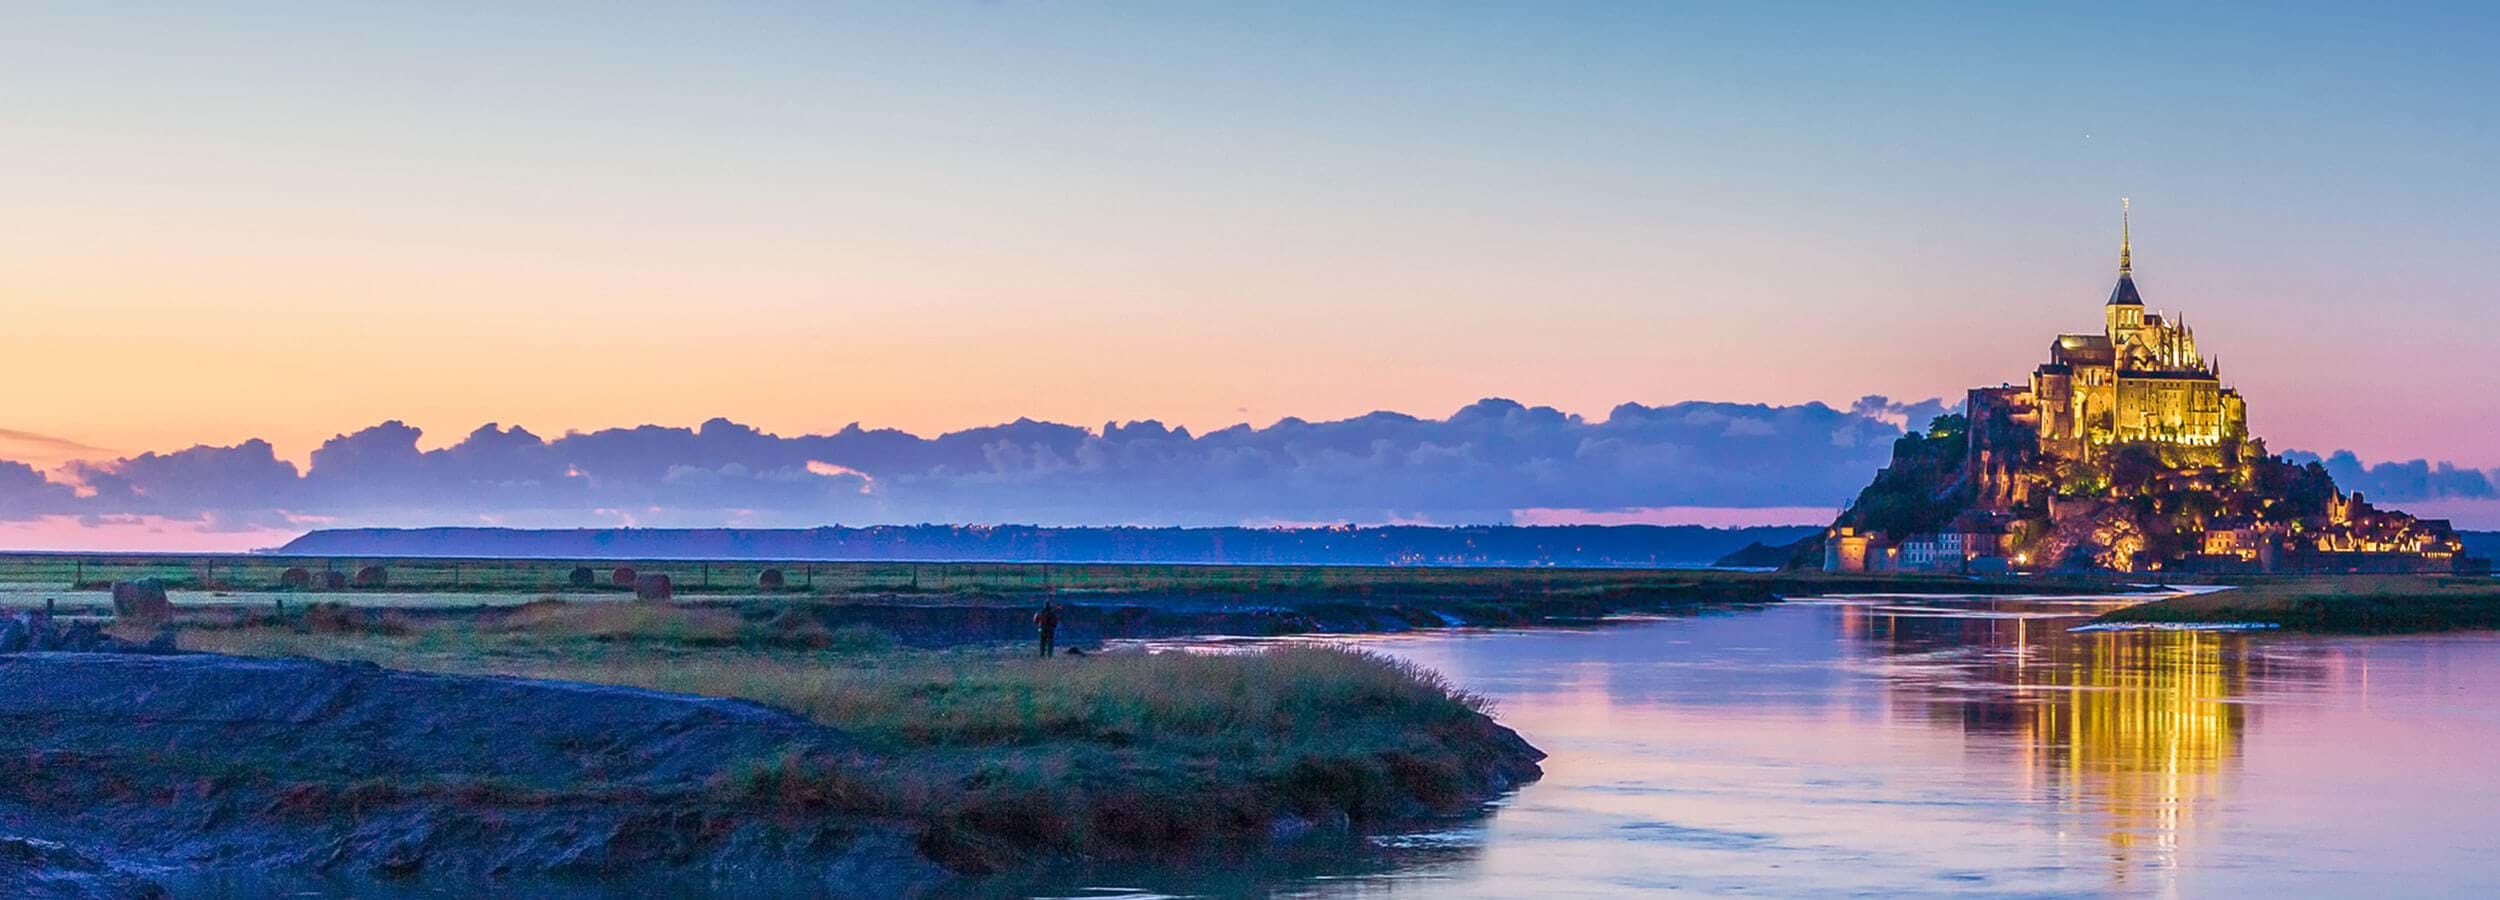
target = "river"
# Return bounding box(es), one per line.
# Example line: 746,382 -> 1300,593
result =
1077,593 -> 2500,898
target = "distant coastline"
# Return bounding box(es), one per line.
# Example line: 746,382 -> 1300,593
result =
271,523 -> 1826,568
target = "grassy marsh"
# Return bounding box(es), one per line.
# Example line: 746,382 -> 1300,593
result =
173,600 -> 1534,868
2095,576 -> 2500,633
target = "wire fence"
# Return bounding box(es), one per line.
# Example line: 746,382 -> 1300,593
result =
0,553 -> 1717,600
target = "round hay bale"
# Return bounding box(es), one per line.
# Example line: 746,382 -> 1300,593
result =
278,567 -> 313,589
322,570 -> 349,590
351,565 -> 388,589
757,568 -> 786,590
609,566 -> 637,588
567,566 -> 597,589
633,573 -> 674,602
110,579 -> 173,625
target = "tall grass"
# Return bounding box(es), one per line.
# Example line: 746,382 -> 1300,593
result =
2097,575 -> 2500,632
176,602 -> 1525,866
185,608 -> 1484,748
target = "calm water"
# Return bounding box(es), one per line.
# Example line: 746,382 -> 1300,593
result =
1085,594 -> 2500,899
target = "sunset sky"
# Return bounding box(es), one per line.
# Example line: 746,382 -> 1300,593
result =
4,3 -> 2497,545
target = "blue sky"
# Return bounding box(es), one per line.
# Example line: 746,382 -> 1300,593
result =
2,2 -> 2496,544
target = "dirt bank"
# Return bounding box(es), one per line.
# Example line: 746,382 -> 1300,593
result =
0,653 -> 932,896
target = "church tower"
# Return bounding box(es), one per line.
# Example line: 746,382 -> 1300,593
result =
2105,199 -> 2145,342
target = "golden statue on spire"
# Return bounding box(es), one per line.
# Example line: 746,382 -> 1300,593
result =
2119,197 -> 2132,275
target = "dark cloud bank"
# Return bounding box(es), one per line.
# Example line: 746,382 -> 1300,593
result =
3,397 -> 2490,535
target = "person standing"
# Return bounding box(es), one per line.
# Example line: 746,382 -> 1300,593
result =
1033,601 -> 1060,658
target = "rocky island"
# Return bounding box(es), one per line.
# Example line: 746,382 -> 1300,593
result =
1822,208 -> 2484,576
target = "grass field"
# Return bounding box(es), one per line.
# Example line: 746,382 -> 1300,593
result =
170,600 -> 1535,868
0,551 -> 2080,614
2094,575 -> 2500,633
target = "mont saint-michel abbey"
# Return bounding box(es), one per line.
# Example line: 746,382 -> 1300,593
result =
2030,208 -> 2244,456
1825,208 -> 2479,575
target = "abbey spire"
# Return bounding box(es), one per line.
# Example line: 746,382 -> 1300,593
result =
2118,197 -> 2132,275
2107,198 -> 2144,308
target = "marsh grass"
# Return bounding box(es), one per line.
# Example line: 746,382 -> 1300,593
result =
2097,575 -> 2500,632
175,601 -> 1525,867
0,550 -> 2115,603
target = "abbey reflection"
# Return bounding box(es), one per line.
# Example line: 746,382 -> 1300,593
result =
1838,603 -> 2306,880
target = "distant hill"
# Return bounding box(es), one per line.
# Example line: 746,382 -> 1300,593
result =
1710,534 -> 1823,569
2464,531 -> 2500,563
274,524 -> 1826,568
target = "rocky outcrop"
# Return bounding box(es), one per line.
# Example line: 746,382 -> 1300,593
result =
0,654 -> 944,897
0,833 -> 164,899
1711,536 -> 1819,569
1,612 -> 175,656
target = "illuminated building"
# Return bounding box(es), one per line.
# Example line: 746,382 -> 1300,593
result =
2028,201 -> 2247,457
1823,203 -> 2482,575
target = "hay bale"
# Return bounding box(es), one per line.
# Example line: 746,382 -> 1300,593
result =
278,567 -> 313,589
352,566 -> 388,589
110,580 -> 173,625
756,568 -> 786,590
633,573 -> 674,602
322,570 -> 349,590
567,566 -> 597,589
610,567 -> 637,589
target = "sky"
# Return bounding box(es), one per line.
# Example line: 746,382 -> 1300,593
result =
3,3 -> 2497,547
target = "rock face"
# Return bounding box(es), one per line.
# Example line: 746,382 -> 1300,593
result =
633,573 -> 674,602
1825,411 -> 2484,574
0,654 -> 943,896
108,581 -> 171,625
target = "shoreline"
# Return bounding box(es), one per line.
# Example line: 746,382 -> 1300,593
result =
4,629 -> 1545,897
0,568 -> 2172,896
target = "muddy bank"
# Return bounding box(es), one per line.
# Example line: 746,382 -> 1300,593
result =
0,653 -> 930,897
0,652 -> 1538,897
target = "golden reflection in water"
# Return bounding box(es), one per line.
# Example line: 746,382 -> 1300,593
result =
1844,602 -> 2253,887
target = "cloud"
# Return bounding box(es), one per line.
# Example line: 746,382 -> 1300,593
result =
0,428 -> 103,456
18,398 -> 2499,537
2284,450 -> 2498,502
0,460 -> 76,521
0,395 -> 2014,531
67,440 -> 302,517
